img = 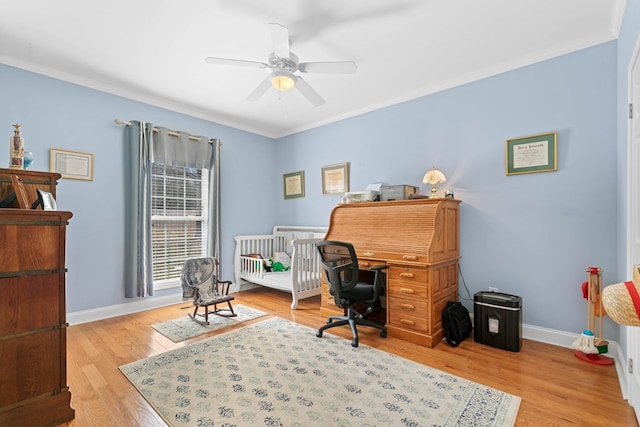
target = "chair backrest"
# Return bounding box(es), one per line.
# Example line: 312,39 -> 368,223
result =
316,240 -> 360,299
182,257 -> 217,288
181,257 -> 220,301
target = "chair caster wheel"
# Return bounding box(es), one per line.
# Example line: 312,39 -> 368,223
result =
380,330 -> 387,338
351,340 -> 359,347
316,331 -> 323,338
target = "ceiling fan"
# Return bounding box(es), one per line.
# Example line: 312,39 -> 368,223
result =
204,23 -> 357,106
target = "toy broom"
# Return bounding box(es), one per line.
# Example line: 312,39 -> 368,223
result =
572,267 -> 613,365
571,268 -> 599,354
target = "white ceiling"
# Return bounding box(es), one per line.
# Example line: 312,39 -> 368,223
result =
0,0 -> 625,138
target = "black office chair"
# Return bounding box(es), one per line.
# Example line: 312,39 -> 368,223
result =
316,240 -> 388,347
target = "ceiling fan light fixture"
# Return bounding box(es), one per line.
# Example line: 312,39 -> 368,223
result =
270,71 -> 296,91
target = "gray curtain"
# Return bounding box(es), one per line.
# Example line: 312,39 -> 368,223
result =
151,126 -> 214,168
124,121 -> 154,298
209,139 -> 222,266
124,123 -> 221,298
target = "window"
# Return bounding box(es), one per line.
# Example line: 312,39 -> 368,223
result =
151,163 -> 209,289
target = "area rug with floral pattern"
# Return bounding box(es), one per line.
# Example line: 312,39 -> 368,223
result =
121,317 -> 520,426
151,304 -> 267,342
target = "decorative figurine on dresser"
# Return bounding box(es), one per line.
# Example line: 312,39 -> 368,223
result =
0,168 -> 75,426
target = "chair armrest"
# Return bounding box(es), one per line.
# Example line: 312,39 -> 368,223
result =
370,265 -> 389,300
216,279 -> 233,295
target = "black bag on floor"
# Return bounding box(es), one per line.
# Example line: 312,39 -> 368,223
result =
442,301 -> 472,347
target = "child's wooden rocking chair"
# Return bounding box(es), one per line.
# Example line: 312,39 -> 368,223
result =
181,257 -> 236,325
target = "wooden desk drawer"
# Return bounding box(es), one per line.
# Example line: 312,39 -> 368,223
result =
388,281 -> 428,300
388,296 -> 428,317
388,310 -> 428,332
357,259 -> 385,270
388,266 -> 428,283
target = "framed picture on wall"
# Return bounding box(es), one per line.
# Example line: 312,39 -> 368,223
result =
283,170 -> 305,199
321,162 -> 349,194
50,148 -> 94,181
505,132 -> 557,175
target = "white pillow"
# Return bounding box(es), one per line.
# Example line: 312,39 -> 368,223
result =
273,252 -> 291,268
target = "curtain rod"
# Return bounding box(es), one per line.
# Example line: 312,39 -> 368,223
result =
114,118 -> 217,143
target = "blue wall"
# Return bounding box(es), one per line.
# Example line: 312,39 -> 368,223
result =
276,41 -> 618,336
0,64 -> 276,312
1,3 -> 637,342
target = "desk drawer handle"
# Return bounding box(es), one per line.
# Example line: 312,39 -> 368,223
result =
399,272 -> 415,278
399,288 -> 415,294
363,251 -> 374,256
403,255 -> 418,261
400,303 -> 416,310
400,319 -> 415,326
359,262 -> 371,268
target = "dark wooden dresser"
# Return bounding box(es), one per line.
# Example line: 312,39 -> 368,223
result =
321,198 -> 460,348
0,169 -> 75,426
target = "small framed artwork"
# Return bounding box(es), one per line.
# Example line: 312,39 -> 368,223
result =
506,132 -> 557,176
321,162 -> 349,194
283,170 -> 305,199
31,189 -> 57,210
50,148 -> 94,181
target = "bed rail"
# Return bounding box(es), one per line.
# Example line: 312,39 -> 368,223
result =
233,226 -> 327,308
289,238 -> 324,309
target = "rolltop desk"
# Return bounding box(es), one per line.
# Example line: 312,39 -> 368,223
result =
321,198 -> 460,348
0,168 -> 75,426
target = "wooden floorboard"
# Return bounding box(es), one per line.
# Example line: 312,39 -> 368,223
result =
59,287 -> 638,426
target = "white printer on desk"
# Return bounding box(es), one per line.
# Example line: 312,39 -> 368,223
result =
343,191 -> 378,202
342,183 -> 382,203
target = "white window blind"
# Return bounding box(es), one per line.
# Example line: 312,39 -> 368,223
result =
151,163 -> 208,287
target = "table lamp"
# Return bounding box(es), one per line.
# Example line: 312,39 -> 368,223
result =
422,167 -> 446,198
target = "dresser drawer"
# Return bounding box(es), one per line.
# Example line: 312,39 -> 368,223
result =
388,281 -> 428,300
388,310 -> 429,332
388,266 -> 428,283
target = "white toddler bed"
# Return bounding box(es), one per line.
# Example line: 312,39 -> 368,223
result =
234,225 -> 328,309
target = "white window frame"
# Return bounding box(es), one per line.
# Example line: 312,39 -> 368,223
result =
151,164 -> 209,290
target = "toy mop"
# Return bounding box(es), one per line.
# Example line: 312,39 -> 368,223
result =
572,267 -> 613,365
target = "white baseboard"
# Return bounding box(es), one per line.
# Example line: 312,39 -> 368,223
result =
68,283 -> 254,325
67,293 -> 185,325
522,323 -> 585,348
522,323 -> 617,357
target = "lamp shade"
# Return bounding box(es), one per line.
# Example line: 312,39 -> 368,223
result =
270,71 -> 296,91
422,167 -> 446,185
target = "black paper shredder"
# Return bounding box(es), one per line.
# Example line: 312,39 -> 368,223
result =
474,291 -> 522,352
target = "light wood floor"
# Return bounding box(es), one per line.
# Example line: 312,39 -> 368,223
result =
61,287 -> 638,426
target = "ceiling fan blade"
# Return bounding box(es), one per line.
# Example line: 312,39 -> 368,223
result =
205,57 -> 268,69
268,23 -> 290,59
294,76 -> 325,106
298,61 -> 357,74
246,76 -> 273,101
